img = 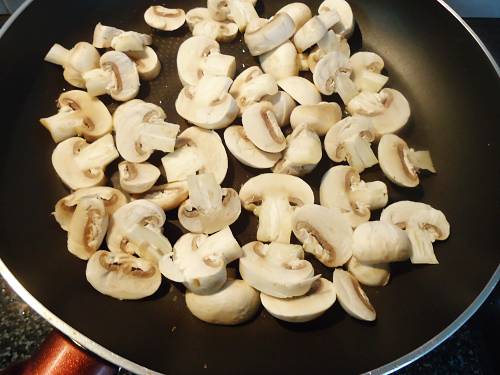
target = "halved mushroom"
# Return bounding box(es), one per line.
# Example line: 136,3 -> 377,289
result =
347,257 -> 390,287
261,278 -> 336,323
333,269 -> 376,321
292,11 -> 340,53
239,173 -> 314,243
244,13 -> 296,56
159,227 -> 243,294
318,0 -> 355,38
177,36 -> 235,87
82,51 -> 140,101
44,42 -> 100,88
292,204 -> 353,267
52,134 -> 119,190
378,134 -> 436,188
228,0 -> 259,32
276,2 -> 312,32
229,67 -> 278,114
186,278 -> 260,325
350,52 -> 389,93
176,75 -> 238,129
161,126 -> 228,184
277,76 -> 321,105
290,102 -> 341,136
67,196 -> 109,260
130,181 -> 188,211
113,99 -> 180,162
126,47 -> 161,81
261,91 -> 296,127
54,187 -> 127,231
242,102 -> 286,153
118,161 -> 160,194
224,126 -> 281,169
208,0 -> 230,21
186,8 -> 239,42
380,201 -> 450,264
324,116 -> 378,173
352,221 -> 411,264
259,41 -> 299,80
144,6 -> 186,31
178,173 -> 241,234
272,124 -> 322,176
92,23 -> 152,49
40,90 -> 112,143
308,31 -> 350,73
86,250 -> 161,300
320,166 -> 388,228
347,88 -> 411,135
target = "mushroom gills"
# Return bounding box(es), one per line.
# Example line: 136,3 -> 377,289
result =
333,268 -> 376,321
131,181 -> 188,211
242,102 -> 286,153
118,161 -> 160,194
144,6 -> 186,31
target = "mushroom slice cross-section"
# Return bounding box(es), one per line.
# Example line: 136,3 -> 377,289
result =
126,46 -> 161,81
92,23 -> 151,50
277,76 -> 321,105
186,8 -> 239,42
347,257 -> 390,287
130,181 -> 188,211
290,102 -> 341,136
118,161 -> 160,194
144,6 -> 186,31
244,13 -> 296,56
349,52 -> 389,93
292,11 -> 340,53
333,269 -> 376,321
276,2 -> 313,32
308,31 -> 351,73
259,41 -> 299,80
318,0 -> 355,38
242,102 -> 286,153
261,91 -> 296,127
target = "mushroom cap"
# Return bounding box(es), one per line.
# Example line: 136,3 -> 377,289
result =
192,18 -> 239,42
186,279 -> 260,325
144,6 -> 186,31
242,102 -> 287,153
92,23 -> 124,48
290,102 -> 341,136
276,2 -> 313,32
177,36 -> 220,87
333,268 -> 376,321
127,46 -> 161,81
378,134 -> 421,187
118,161 -> 161,194
292,204 -> 353,267
261,278 -> 336,323
63,42 -> 100,88
349,51 -> 388,92
318,0 -> 355,38
347,257 -> 390,287
99,51 -> 140,101
259,41 -> 299,80
109,31 -> 152,52
261,91 -> 296,127
308,33 -> 350,73
313,51 -> 350,95
86,250 -> 161,300
131,181 -> 188,211
186,8 -> 211,30
244,13 -> 296,56
277,76 -> 321,105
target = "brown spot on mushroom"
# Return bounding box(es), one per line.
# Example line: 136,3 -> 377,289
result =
192,278 -> 201,288
421,223 -> 443,238
203,255 -> 223,268
261,110 -> 285,144
283,259 -> 308,270
104,62 -> 123,93
253,242 -> 266,257
288,197 -> 304,207
62,98 -> 81,111
182,206 -> 199,218
222,189 -> 236,206
124,263 -> 157,278
397,143 -> 418,181
83,208 -> 103,251
122,162 -> 137,181
295,221 -> 336,263
350,274 -> 376,313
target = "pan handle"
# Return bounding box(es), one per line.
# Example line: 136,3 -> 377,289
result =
1,330 -> 117,375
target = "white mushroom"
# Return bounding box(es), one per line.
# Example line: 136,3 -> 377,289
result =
333,269 -> 376,321
118,161 -> 160,194
324,116 -> 378,173
52,134 -> 119,190
276,2 -> 312,32
239,173 -> 314,243
161,126 -> 228,184
318,0 -> 355,38
244,13 -> 295,56
186,279 -> 260,325
378,134 -> 436,188
297,52 -> 310,71
272,124 -> 322,176
352,221 -> 411,264
228,0 -> 259,32
239,241 -> 320,298
242,102 -> 286,153
44,42 -> 100,88
159,227 -> 243,294
290,102 -> 341,136
86,250 -> 161,300
224,125 -> 281,169
177,36 -> 235,87
308,31 -> 350,73
92,23 -> 151,49
67,196 -> 109,260
178,173 -> 241,234
40,90 -> 112,143
259,41 -> 299,80
349,52 -> 388,93
292,204 -> 353,267
347,257 -> 390,287
144,6 -> 186,31
186,8 -> 239,42
261,91 -> 296,127
229,67 -> 278,114
176,75 -> 238,129
131,181 -> 188,211
292,11 -> 340,53
277,76 -> 322,105
347,89 -> 411,135
113,99 -> 180,163
261,278 -> 336,323
320,166 -> 388,228
126,47 -> 161,81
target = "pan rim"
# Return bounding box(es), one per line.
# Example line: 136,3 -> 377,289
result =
0,0 -> 498,374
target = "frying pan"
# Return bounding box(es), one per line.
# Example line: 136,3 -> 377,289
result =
0,0 -> 499,374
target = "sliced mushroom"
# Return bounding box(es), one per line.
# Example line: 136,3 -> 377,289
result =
224,125 -> 281,169
292,11 -> 340,53
292,204 -> 353,267
126,46 -> 161,81
276,2 -> 312,32
259,41 -> 299,80
261,91 -> 296,127
261,278 -> 336,323
186,278 -> 260,325
186,8 -> 239,42
333,269 -> 376,321
178,173 -> 241,234
159,227 -> 243,294
290,102 -> 341,136
318,0 -> 355,38
44,42 -> 100,88
242,102 -> 286,153
352,221 -> 411,264
324,116 -> 378,173
272,124 -> 322,176
110,31 -> 153,52
118,161 -> 160,194
320,166 -> 388,228
176,75 -> 238,129
92,23 -> 151,49
113,99 -> 179,163
228,0 -> 259,32
67,196 -> 109,260
378,134 -> 436,188
144,6 -> 186,31
86,250 -> 161,300
277,76 -> 321,105
52,134 -> 119,190
297,52 -> 310,71
244,13 -> 295,56
82,51 -> 140,101
350,52 -> 389,93
229,67 -> 278,114
347,88 -> 411,135
208,0 -> 230,21
130,181 -> 188,211
308,31 -> 350,73
40,90 -> 112,143
239,173 -> 314,243
347,257 -> 390,287
161,126 -> 228,184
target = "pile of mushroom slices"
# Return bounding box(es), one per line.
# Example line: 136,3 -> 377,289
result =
39,0 -> 451,326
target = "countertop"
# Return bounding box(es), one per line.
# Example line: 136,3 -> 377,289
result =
0,12 -> 499,375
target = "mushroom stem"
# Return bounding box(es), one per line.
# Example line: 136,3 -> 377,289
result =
139,122 -> 180,153
407,226 -> 439,264
335,72 -> 358,105
162,145 -> 203,183
74,134 -> 119,171
83,69 -> 113,97
44,43 -> 70,66
350,181 -> 388,211
201,53 -> 236,78
125,224 -> 172,263
257,197 -> 293,243
41,110 -> 84,143
343,135 -> 378,173
187,174 -> 223,213
198,227 -> 242,264
357,70 -> 389,93
408,150 -> 436,173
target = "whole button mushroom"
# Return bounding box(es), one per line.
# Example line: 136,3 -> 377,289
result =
318,0 -> 355,38
349,52 -> 389,93
244,13 -> 296,56
347,257 -> 390,287
333,269 -> 376,321
130,181 -> 188,211
290,102 -> 342,136
242,102 -> 287,153
144,6 -> 186,31
293,11 -> 340,53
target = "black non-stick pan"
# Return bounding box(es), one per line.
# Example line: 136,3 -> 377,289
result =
0,0 -> 498,374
